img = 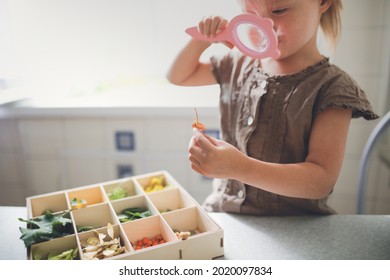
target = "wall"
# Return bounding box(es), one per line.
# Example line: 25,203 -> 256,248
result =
4,0 -> 239,98
0,109 -> 220,206
327,0 -> 390,213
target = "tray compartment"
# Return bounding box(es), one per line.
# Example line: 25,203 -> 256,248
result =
162,207 -> 224,259
72,203 -> 118,233
147,188 -> 196,213
121,215 -> 179,259
29,234 -> 79,260
78,224 -> 130,260
135,171 -> 178,194
103,178 -> 142,201
111,195 -> 158,223
162,206 -> 220,237
20,209 -> 75,249
67,185 -> 105,208
28,192 -> 68,218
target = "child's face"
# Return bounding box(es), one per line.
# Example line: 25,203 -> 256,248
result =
243,0 -> 327,59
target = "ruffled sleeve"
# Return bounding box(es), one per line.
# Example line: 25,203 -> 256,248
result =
314,68 -> 379,120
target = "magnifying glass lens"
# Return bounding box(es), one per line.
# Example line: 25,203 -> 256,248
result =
236,23 -> 268,53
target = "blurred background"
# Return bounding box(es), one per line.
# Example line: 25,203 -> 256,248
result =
0,0 -> 389,214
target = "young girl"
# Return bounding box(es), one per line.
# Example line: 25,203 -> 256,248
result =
167,0 -> 379,215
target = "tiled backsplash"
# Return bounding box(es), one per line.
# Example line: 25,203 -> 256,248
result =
0,110 -> 220,207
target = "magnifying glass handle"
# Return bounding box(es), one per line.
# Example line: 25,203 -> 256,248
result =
185,26 -> 232,44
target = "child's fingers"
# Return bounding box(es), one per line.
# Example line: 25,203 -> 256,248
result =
215,18 -> 228,35
188,134 -> 203,156
198,18 -> 205,36
191,164 -> 206,177
199,16 -> 227,38
188,152 -> 202,170
188,136 -> 207,172
202,132 -> 219,146
192,128 -> 218,147
193,129 -> 215,152
210,16 -> 225,37
200,17 -> 212,37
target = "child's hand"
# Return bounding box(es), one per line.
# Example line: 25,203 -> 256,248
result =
197,16 -> 234,48
189,129 -> 246,179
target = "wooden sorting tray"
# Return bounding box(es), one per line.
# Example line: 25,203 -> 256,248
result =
23,170 -> 224,260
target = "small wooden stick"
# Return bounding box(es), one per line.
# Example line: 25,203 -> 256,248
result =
192,108 -> 206,131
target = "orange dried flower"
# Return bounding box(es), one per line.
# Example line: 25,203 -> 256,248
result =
192,108 -> 206,131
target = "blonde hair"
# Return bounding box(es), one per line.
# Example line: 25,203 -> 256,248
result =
237,0 -> 343,49
320,0 -> 343,49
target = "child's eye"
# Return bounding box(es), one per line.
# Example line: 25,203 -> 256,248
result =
272,8 -> 287,15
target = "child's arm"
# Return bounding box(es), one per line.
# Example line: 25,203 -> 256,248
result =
189,108 -> 352,199
166,39 -> 216,86
166,16 -> 229,86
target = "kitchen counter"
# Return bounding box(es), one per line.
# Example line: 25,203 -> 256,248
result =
212,213 -> 390,260
1,206 -> 390,260
0,83 -> 219,118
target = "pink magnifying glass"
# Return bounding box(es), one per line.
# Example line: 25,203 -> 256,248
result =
185,13 -> 280,59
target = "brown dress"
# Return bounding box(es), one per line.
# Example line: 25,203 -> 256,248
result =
202,53 -> 379,216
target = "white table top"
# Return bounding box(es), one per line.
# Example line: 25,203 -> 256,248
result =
2,206 -> 390,260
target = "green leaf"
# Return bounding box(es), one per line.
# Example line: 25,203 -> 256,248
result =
117,208 -> 151,223
18,211 -> 73,247
70,198 -> 78,206
108,186 -> 128,201
71,247 -> 79,259
77,225 -> 94,233
140,211 -> 151,218
47,248 -> 77,260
